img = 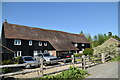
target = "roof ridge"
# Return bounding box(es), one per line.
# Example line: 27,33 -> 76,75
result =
7,22 -> 84,36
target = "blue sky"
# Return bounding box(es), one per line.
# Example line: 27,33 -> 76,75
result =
2,2 -> 118,37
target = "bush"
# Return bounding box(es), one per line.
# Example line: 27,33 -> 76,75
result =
13,56 -> 24,64
2,68 -> 12,74
43,66 -> 87,79
83,48 -> 93,56
2,60 -> 16,65
74,53 -> 83,57
2,60 -> 16,74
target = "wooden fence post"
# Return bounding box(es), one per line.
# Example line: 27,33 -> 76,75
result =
40,58 -> 44,77
101,53 -> 105,63
71,55 -> 75,67
82,55 -> 86,69
88,56 -> 91,68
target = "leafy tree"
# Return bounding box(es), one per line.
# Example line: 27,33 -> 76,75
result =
97,34 -> 105,45
80,31 -> 84,35
108,32 -> 112,37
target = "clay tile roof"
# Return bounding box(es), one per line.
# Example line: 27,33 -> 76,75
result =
3,22 -> 90,51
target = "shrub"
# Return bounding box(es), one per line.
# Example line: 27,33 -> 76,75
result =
13,56 -> 24,64
43,66 -> 87,79
2,68 -> 12,74
83,48 -> 93,56
2,60 -> 16,65
74,53 -> 83,57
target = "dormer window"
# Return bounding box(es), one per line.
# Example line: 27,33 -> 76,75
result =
82,44 -> 84,46
29,40 -> 32,46
39,41 -> 42,46
14,39 -> 21,45
74,43 -> 78,47
44,42 -> 47,46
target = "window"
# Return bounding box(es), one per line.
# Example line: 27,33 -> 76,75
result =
82,44 -> 84,46
29,40 -> 32,46
33,50 -> 38,57
14,51 -> 22,57
14,39 -> 21,45
44,50 -> 47,53
74,43 -> 78,47
39,41 -> 42,46
44,42 -> 47,46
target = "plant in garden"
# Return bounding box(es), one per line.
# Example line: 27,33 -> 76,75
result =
39,66 -> 88,79
94,43 -> 119,58
74,53 -> 83,57
83,48 -> 93,56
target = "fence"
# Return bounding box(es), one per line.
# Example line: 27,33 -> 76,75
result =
0,54 -> 111,78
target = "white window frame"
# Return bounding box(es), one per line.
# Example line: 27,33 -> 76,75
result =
82,43 -> 84,46
39,41 -> 42,46
14,51 -> 22,57
33,50 -> 38,57
44,50 -> 47,53
74,43 -> 78,47
44,42 -> 47,46
14,39 -> 21,45
29,40 -> 32,46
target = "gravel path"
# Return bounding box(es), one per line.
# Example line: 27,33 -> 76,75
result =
86,61 -> 118,78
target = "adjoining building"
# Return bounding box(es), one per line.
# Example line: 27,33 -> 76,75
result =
1,20 -> 90,60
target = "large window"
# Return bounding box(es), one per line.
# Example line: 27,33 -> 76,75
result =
39,41 -> 42,46
29,40 -> 32,46
14,39 -> 21,45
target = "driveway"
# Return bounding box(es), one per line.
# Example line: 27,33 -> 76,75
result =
86,61 -> 119,78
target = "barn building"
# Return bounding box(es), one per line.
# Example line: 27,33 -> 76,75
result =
1,20 -> 90,60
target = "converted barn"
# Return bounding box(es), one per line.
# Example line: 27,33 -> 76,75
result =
1,20 -> 90,60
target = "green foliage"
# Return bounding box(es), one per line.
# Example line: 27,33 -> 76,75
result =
83,48 -> 93,56
2,68 -> 12,74
2,60 -> 16,65
2,60 -> 16,74
94,43 -> 118,56
80,31 -> 84,35
74,53 -> 83,57
85,32 -> 120,48
109,56 -> 120,62
13,56 -> 24,64
40,66 -> 88,79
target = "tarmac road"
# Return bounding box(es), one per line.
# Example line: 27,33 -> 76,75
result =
86,61 -> 119,78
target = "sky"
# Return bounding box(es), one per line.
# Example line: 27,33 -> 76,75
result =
1,2 -> 118,37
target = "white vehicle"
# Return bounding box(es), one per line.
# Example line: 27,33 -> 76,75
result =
34,53 -> 58,65
21,56 -> 39,68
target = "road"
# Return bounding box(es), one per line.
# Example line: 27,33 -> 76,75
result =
86,61 -> 119,78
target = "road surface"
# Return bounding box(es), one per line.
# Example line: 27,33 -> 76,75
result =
86,61 -> 119,78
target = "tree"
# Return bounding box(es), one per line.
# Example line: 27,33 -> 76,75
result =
83,48 -> 93,56
97,34 -> 105,45
93,43 -> 119,58
80,31 -> 84,35
108,32 -> 112,37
